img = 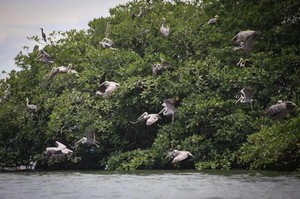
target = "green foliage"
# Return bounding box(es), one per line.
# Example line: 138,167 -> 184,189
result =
238,115 -> 300,170
0,0 -> 299,171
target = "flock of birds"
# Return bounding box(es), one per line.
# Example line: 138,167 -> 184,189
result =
0,9 -> 297,166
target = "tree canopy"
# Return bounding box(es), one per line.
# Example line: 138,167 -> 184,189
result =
0,0 -> 299,171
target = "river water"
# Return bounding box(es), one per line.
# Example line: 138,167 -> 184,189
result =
0,170 -> 299,199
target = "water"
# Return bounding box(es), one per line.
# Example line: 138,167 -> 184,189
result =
0,170 -> 299,199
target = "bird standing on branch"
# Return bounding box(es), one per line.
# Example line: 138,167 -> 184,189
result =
40,28 -> 47,42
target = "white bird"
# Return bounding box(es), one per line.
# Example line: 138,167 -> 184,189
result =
235,87 -> 254,105
160,18 -> 170,37
36,50 -> 54,64
100,38 -> 116,50
44,64 -> 77,85
96,81 -> 119,98
166,150 -> 194,163
26,98 -> 37,110
158,98 -> 177,122
263,100 -> 296,121
45,141 -> 73,155
130,112 -> 161,126
207,15 -> 219,25
232,30 -> 260,53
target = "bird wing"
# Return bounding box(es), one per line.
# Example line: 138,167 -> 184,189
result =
146,114 -> 160,125
265,103 -> 287,117
85,131 -> 96,142
243,34 -> 256,53
242,87 -> 253,101
164,98 -> 176,109
172,152 -> 189,163
55,141 -> 67,149
46,68 -> 59,83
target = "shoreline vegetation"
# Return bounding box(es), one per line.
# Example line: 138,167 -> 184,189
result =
0,0 -> 299,172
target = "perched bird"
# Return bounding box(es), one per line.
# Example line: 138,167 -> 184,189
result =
36,50 -> 54,64
235,86 -> 254,105
236,57 -> 249,67
166,150 -> 194,163
263,100 -> 296,120
26,98 -> 37,110
40,28 -> 47,42
160,18 -> 170,37
131,6 -> 145,19
232,30 -> 260,53
0,84 -> 10,103
96,81 -> 119,98
44,64 -> 77,85
207,15 -> 219,25
45,141 -> 73,155
100,38 -> 116,50
158,97 -> 177,122
152,58 -> 170,76
130,112 -> 161,126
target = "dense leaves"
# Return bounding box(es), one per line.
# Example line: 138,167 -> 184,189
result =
0,0 -> 299,171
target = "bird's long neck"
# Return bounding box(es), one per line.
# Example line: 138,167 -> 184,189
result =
160,19 -> 165,27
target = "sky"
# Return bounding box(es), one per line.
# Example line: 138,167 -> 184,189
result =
0,0 -> 131,78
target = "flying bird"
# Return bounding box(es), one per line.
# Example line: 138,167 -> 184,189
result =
75,131 -> 99,148
100,38 -> 116,50
96,81 -> 119,98
130,112 -> 161,126
165,150 -> 194,163
44,64 -> 77,85
40,28 -> 47,42
263,100 -> 296,120
26,98 -> 37,110
36,50 -> 54,64
158,97 -> 177,122
45,141 -> 73,155
207,15 -> 219,25
160,18 -> 170,37
232,30 -> 260,53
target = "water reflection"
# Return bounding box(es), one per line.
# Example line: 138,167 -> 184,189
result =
0,170 -> 299,199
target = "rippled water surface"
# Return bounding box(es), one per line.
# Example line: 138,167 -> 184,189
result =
0,170 -> 299,199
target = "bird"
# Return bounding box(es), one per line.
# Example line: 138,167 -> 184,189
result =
0,84 -> 10,103
96,81 -> 119,98
131,6 -> 145,19
152,58 -> 170,76
2,84 -> 10,99
40,28 -> 47,42
74,131 -> 99,148
160,18 -> 170,37
207,15 -> 219,25
158,97 -> 177,122
236,57 -> 249,67
26,98 -> 37,110
100,38 -> 116,50
45,141 -> 73,155
232,30 -> 260,53
235,86 -> 254,105
36,50 -> 54,64
44,64 -> 77,85
263,100 -> 296,120
165,150 -> 194,163
130,112 -> 161,126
